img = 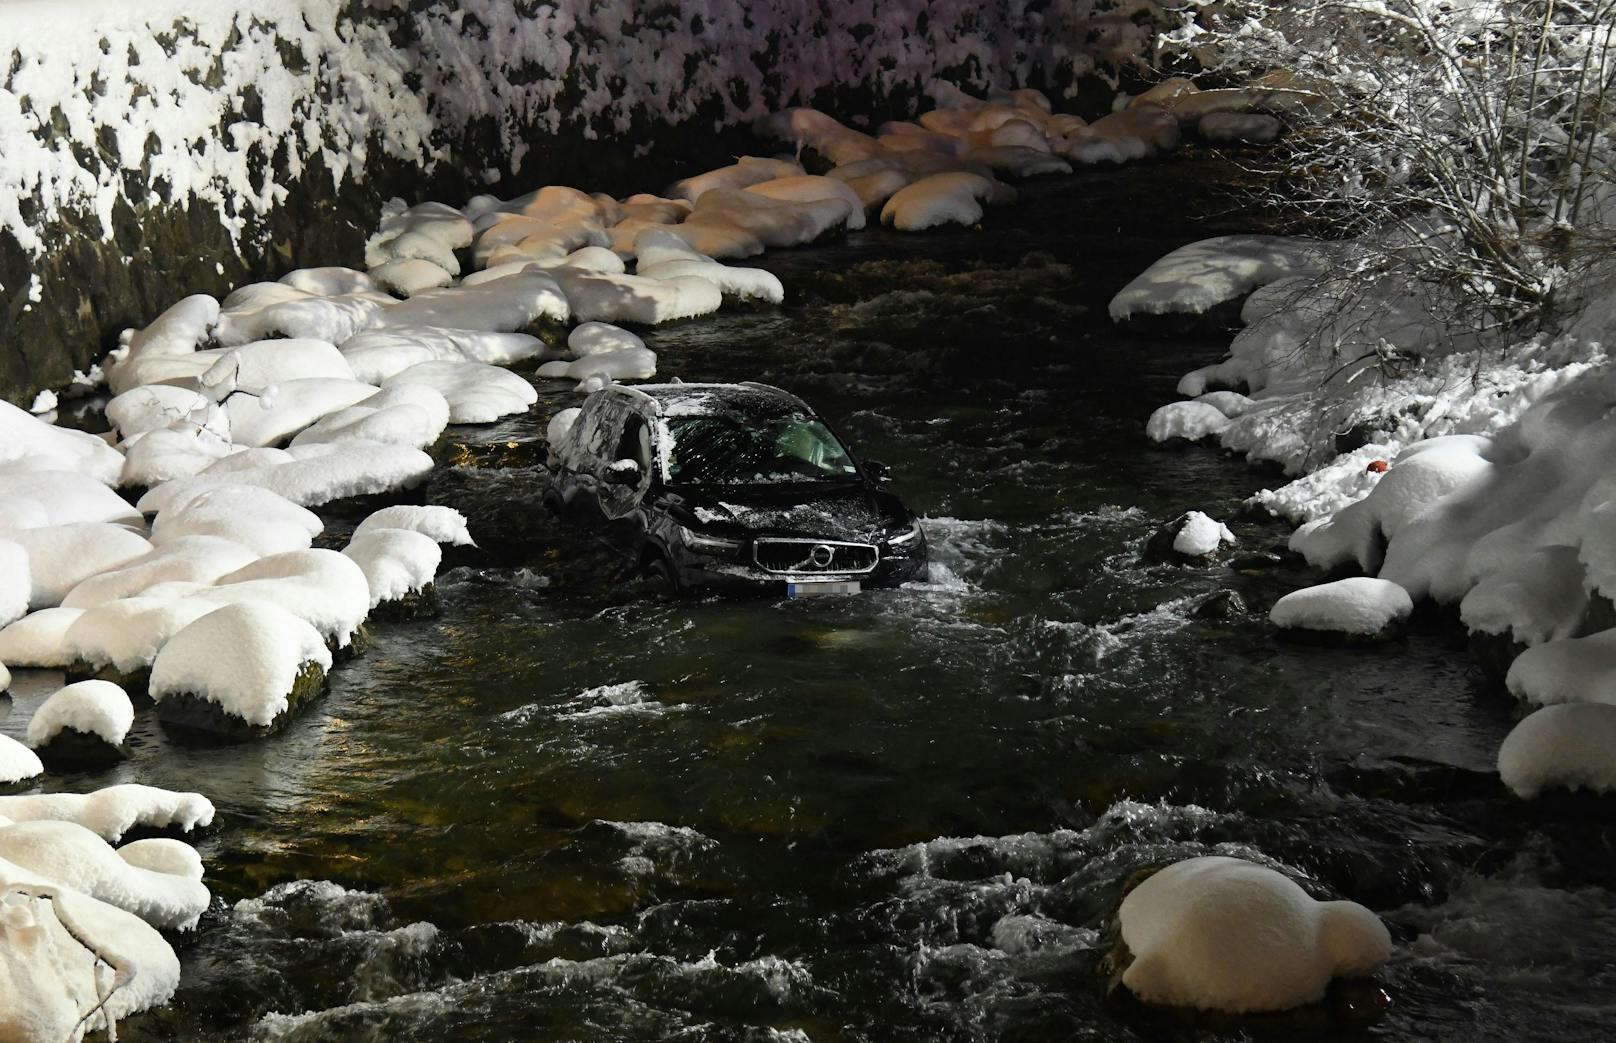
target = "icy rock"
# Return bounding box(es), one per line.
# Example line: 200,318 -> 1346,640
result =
0,784 -> 214,842
0,734 -> 43,784
1270,578 -> 1413,638
9,524 -> 153,609
383,360 -> 538,423
0,608 -> 85,668
1108,236 -> 1326,323
1173,512 -> 1237,557
150,602 -> 334,736
1198,112 -> 1283,145
1505,628 -> 1616,708
343,528 -> 442,615
1499,703 -> 1616,798
0,820 -> 209,931
27,681 -> 134,769
1146,401 -> 1231,443
1117,856 -> 1390,1013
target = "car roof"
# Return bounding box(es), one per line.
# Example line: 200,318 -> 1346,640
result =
603,381 -> 814,418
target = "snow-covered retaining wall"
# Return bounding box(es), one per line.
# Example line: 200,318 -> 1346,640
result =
0,0 -> 1152,404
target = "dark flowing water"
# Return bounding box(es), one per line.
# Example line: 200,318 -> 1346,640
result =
8,158 -> 1616,1042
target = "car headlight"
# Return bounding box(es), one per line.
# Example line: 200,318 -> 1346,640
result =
886,520 -> 923,547
678,526 -> 744,554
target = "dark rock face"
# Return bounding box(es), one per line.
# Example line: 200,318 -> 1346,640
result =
0,1 -> 1133,405
156,660 -> 328,744
32,727 -> 128,771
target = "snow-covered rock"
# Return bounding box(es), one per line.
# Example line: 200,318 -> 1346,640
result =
287,383 -> 451,450
138,440 -> 434,510
1498,703 -> 1616,798
338,326 -> 547,384
880,172 -> 1011,231
0,820 -> 209,931
1117,855 -> 1391,1013
343,529 -> 442,610
0,401 -> 124,486
62,598 -> 222,678
1146,401 -> 1231,443
62,535 -> 259,609
0,608 -> 85,668
0,734 -> 43,785
1173,512 -> 1236,557
0,540 -> 29,629
383,360 -> 538,423
150,602 -> 334,734
1270,578 -> 1413,637
11,521 -> 152,611
0,784 -> 213,843
1109,236 -> 1327,323
351,505 -> 474,547
148,485 -> 320,557
27,681 -> 135,752
1505,629 -> 1616,708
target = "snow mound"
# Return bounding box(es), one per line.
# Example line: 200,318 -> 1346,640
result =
1499,703 -> 1616,798
1505,629 -> 1616,708
339,326 -> 546,384
117,838 -> 205,881
1119,855 -> 1390,1012
185,549 -> 372,649
1108,236 -> 1326,322
10,525 -> 153,609
0,608 -> 85,668
279,266 -> 379,297
668,156 -> 804,202
62,597 -> 222,675
881,173 -> 1009,231
343,529 -> 442,608
369,257 -> 455,296
62,535 -> 259,609
149,485 -> 321,557
1147,401 -> 1231,442
27,681 -> 135,748
214,292 -> 389,349
139,440 -> 434,510
223,377 -> 379,448
566,321 -> 644,358
0,784 -> 214,842
0,820 -> 209,931
287,383 -> 450,450
352,505 -> 474,547
150,602 -> 334,728
375,271 -> 569,331
551,268 -> 723,325
0,400 -> 124,485
1173,512 -> 1236,557
383,360 -> 538,423
0,471 -> 142,529
1270,577 -> 1413,636
0,539 -> 29,628
0,735 -> 43,785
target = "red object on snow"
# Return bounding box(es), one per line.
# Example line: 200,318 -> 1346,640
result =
1366,459 -> 1389,474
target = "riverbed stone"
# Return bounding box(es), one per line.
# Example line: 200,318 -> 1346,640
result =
156,660 -> 328,744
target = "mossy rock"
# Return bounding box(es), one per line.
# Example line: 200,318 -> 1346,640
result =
329,622 -> 373,664
63,660 -> 153,701
156,660 -> 328,744
369,584 -> 440,622
33,727 -> 128,771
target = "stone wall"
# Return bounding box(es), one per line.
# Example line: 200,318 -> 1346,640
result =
0,0 -> 1159,404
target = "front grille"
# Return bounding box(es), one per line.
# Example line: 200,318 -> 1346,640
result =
753,538 -> 878,575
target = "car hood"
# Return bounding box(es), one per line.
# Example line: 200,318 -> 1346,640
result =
671,483 -> 900,542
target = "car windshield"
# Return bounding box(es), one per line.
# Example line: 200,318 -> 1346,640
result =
663,412 -> 860,485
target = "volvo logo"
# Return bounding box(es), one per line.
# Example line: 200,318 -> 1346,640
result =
810,544 -> 836,568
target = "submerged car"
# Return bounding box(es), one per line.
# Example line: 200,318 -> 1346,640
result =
545,382 -> 927,595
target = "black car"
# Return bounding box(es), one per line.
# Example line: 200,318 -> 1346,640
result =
545,381 -> 927,595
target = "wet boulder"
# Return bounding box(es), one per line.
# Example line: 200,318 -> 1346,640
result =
1192,589 -> 1248,620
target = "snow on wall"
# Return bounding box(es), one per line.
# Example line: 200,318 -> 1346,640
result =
0,0 -> 1151,260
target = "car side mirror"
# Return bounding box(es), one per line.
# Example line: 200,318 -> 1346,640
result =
864,459 -> 891,483
605,459 -> 642,486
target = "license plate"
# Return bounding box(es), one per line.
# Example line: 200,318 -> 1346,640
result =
787,580 -> 862,598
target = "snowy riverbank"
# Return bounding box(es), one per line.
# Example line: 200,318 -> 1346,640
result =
1128,232 -> 1616,800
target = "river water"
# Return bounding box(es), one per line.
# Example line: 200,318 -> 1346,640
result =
9,158 -> 1616,1042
